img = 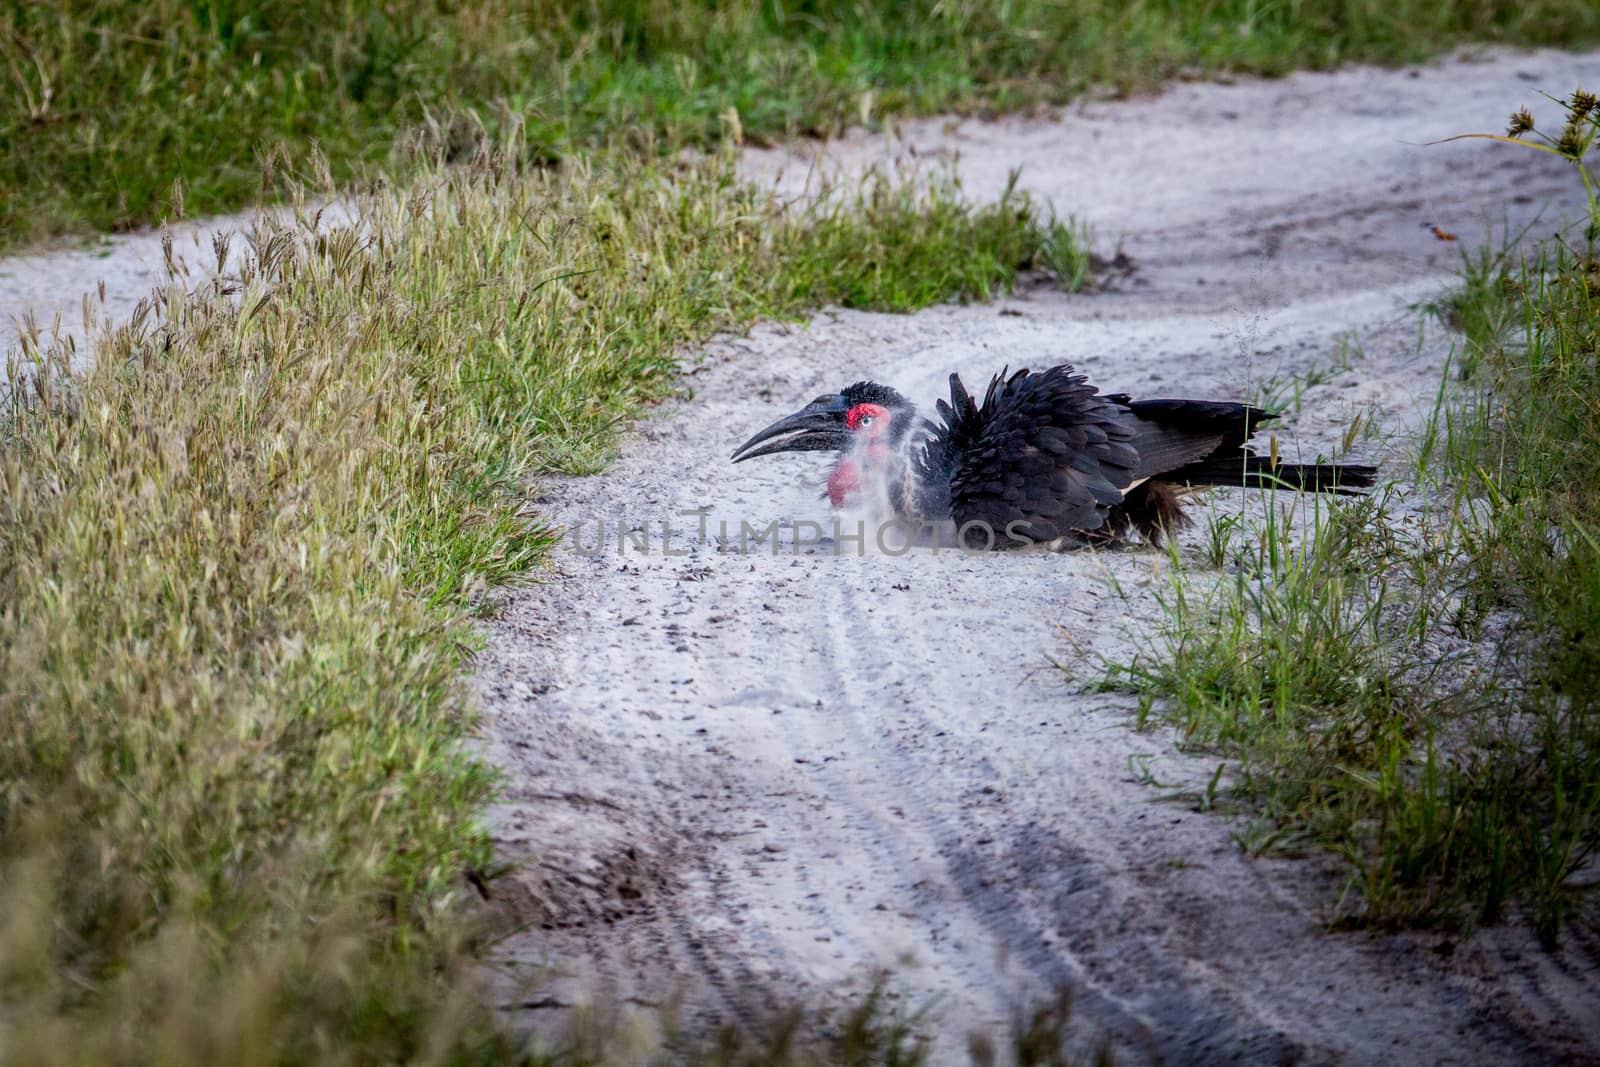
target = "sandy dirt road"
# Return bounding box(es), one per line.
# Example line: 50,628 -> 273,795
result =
476,50 -> 1600,1064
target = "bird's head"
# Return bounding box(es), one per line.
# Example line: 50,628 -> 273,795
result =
730,381 -> 917,508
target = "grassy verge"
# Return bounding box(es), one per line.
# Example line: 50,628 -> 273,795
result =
6,0 -> 1600,249
1089,92 -> 1600,943
0,142 -> 1051,1063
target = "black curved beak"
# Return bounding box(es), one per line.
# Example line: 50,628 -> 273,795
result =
730,394 -> 852,462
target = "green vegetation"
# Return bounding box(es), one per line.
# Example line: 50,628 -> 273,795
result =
6,0 -> 1600,249
1250,333 -> 1359,414
0,145 -> 1048,1062
1036,215 -> 1097,295
1090,90 -> 1600,943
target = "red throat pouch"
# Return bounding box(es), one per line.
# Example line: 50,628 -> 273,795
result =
828,458 -> 860,508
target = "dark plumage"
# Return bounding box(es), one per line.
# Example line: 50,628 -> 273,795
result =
731,362 -> 1377,549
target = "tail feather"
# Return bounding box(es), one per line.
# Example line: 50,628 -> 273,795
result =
1164,455 -> 1377,496
1116,481 -> 1194,548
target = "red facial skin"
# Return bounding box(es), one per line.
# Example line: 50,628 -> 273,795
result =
827,403 -> 892,507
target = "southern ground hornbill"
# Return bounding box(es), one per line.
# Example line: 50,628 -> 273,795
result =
730,363 -> 1377,549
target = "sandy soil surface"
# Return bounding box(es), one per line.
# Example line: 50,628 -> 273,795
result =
476,50 -> 1600,1064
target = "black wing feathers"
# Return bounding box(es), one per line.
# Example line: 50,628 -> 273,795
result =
935,366 -> 1139,543
916,364 -> 1376,545
1112,397 -> 1276,481
1119,397 -> 1374,494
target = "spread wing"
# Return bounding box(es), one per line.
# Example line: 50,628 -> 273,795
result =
925,365 -> 1141,544
1101,395 -> 1278,481
917,369 -> 1356,547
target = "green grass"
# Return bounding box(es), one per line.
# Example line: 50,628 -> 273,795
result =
0,148 -> 1051,1063
1036,215 -> 1097,295
1249,333 -> 1360,414
6,0 -> 1600,250
1087,90 -> 1600,944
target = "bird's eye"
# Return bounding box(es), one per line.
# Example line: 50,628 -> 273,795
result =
857,415 -> 874,428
